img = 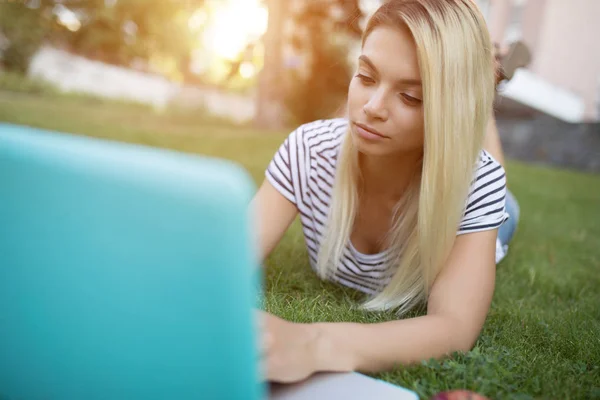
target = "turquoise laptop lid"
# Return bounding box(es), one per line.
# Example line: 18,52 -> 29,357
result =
0,124 -> 264,400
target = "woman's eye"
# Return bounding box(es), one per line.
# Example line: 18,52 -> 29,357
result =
401,93 -> 422,106
356,74 -> 375,85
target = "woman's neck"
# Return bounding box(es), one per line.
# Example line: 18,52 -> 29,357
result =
358,150 -> 422,201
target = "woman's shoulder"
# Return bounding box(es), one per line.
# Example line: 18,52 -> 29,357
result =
458,150 -> 509,233
474,149 -> 506,178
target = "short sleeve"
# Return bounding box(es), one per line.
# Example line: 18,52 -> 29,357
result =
458,152 -> 510,234
265,128 -> 299,205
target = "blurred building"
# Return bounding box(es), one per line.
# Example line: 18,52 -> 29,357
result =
478,0 -> 600,122
358,0 -> 600,122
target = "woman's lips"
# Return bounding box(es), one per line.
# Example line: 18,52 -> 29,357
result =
354,122 -> 387,140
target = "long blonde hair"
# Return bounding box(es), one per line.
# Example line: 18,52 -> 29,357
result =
316,0 -> 496,315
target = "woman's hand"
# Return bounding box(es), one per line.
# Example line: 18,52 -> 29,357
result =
259,311 -> 321,383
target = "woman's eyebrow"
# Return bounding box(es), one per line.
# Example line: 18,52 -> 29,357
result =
358,55 -> 378,73
359,55 -> 421,87
395,78 -> 422,87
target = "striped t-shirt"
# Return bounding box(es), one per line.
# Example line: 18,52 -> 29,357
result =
266,118 -> 509,294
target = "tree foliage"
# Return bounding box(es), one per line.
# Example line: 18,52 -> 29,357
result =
283,0 -> 364,124
0,0 -> 202,78
67,1 -> 196,70
0,3 -> 49,72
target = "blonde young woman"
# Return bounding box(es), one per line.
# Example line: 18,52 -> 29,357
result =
253,0 -> 519,383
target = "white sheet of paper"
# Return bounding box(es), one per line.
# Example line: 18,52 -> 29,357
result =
269,372 -> 419,400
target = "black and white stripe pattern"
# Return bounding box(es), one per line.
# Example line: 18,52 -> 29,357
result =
266,118 -> 509,294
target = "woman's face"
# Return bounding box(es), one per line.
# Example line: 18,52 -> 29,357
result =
347,25 -> 424,157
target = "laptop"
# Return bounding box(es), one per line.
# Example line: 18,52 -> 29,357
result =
0,123 -> 418,400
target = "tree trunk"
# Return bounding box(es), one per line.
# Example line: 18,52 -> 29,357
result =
254,0 -> 287,130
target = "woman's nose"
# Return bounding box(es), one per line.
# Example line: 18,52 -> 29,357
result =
363,90 -> 389,121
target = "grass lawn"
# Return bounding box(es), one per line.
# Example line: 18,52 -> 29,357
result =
1,92 -> 599,399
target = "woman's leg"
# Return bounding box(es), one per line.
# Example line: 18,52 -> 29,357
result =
489,42 -> 528,263
495,40 -> 532,85
487,40 -> 532,165
498,189 -> 520,247
495,189 -> 520,264
484,116 -> 505,166
490,40 -> 527,246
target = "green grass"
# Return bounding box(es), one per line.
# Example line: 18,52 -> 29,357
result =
1,92 -> 599,399
0,71 -> 61,96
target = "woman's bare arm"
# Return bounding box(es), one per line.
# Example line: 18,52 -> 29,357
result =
484,115 -> 505,166
308,229 -> 498,373
250,179 -> 299,262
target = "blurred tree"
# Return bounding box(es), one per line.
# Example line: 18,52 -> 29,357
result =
0,0 -> 203,80
256,0 -> 364,128
255,0 -> 287,129
283,0 -> 362,125
0,3 -> 49,72
333,0 -> 364,39
65,0 -> 199,80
